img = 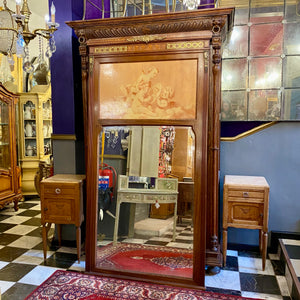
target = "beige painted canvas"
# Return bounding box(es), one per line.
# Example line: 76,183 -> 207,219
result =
99,60 -> 197,119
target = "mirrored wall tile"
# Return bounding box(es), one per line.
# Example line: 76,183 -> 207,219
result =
283,56 -> 300,88
283,89 -> 300,120
238,257 -> 275,275
250,23 -> 283,56
222,58 -> 248,90
250,0 -> 284,23
205,269 -> 241,291
221,91 -> 248,121
284,23 -> 300,55
285,0 -> 300,21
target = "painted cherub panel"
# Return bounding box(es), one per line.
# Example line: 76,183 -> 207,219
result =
99,60 -> 197,119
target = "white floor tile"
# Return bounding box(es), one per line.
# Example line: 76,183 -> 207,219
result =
268,253 -> 280,260
290,259 -> 300,277
121,238 -> 148,244
227,250 -> 238,257
69,258 -> 86,272
8,236 -> 42,249
0,209 -> 26,216
4,224 -> 37,235
148,236 -> 172,242
18,266 -> 60,286
238,256 -> 275,275
0,216 -> 31,225
0,280 -> 15,294
241,291 -> 283,299
276,275 -> 290,297
205,269 -> 241,291
0,261 -> 9,270
281,239 -> 300,246
166,242 -> 193,249
56,246 -> 78,254
13,249 -> 54,265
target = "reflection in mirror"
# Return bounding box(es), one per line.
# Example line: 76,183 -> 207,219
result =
96,126 -> 195,278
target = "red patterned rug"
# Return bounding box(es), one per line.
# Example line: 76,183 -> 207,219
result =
96,243 -> 193,277
25,270 -> 260,300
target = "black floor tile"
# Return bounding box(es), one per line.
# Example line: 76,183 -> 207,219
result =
18,203 -> 39,209
26,227 -> 42,237
0,233 -> 21,246
285,245 -> 300,259
21,217 -> 42,226
32,241 -> 59,252
271,259 -> 285,275
240,272 -> 281,295
144,240 -> 168,246
0,215 -> 11,222
17,210 -> 40,217
0,246 -> 28,262
0,262 -> 35,281
0,223 -> 16,233
206,286 -> 242,296
2,282 -> 37,300
237,250 -> 261,258
223,256 -> 239,272
174,238 -> 193,244
42,252 -> 78,268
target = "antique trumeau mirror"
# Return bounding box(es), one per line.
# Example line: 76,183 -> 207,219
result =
67,8 -> 234,288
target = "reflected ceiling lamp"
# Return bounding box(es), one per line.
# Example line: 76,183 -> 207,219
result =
0,0 -> 59,73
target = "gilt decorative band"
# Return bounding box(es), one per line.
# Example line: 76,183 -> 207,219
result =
167,41 -> 204,50
127,35 -> 166,43
94,46 -> 128,53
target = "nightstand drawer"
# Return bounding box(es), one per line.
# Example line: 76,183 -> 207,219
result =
227,189 -> 264,199
43,183 -> 76,198
42,198 -> 74,223
228,202 -> 264,226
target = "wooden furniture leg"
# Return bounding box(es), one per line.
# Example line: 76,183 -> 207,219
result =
222,228 -> 228,267
262,231 -> 268,271
57,224 -> 62,246
76,226 -> 81,262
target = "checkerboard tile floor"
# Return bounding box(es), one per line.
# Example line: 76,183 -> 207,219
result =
0,198 -> 292,299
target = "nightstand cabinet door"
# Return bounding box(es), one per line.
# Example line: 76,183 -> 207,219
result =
227,201 -> 264,227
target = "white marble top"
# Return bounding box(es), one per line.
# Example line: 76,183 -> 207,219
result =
224,175 -> 269,187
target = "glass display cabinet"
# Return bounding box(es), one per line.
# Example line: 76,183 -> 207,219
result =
68,8 -> 234,289
18,85 -> 52,196
0,84 -> 22,210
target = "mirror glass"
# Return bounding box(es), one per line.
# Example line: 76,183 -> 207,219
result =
95,125 -> 195,279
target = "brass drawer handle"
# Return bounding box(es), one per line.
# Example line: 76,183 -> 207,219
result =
55,188 -> 61,194
243,192 -> 249,198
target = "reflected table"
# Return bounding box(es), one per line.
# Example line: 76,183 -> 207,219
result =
113,176 -> 178,245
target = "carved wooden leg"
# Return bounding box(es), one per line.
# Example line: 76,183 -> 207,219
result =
76,226 -> 81,263
222,228 -> 228,267
13,197 -> 19,211
262,231 -> 268,271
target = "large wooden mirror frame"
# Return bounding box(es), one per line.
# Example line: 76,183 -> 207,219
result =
67,8 -> 234,289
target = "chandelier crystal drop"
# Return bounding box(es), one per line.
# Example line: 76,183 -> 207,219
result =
0,0 -> 59,73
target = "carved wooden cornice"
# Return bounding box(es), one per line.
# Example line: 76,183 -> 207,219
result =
66,8 -> 234,42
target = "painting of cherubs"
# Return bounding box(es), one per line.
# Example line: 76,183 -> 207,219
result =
99,60 -> 197,119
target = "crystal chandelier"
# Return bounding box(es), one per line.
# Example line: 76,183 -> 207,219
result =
0,0 -> 59,73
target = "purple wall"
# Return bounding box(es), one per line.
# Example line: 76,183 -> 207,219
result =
85,0 -> 110,19
49,0 -> 83,135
